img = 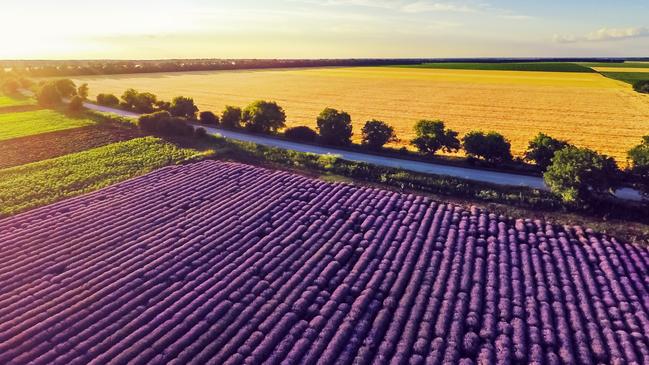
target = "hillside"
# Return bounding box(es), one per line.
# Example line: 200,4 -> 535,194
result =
1,161 -> 647,364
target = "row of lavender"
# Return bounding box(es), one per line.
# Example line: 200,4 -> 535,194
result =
0,160 -> 648,364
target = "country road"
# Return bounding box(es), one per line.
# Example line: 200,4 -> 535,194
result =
72,99 -> 645,202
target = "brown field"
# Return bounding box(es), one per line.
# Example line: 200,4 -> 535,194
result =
72,67 -> 649,163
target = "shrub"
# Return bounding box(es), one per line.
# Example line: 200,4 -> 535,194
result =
96,93 -> 120,107
68,96 -> 84,112
1,78 -> 20,95
544,146 -> 620,205
121,89 -> 157,113
36,83 -> 61,106
633,80 -> 649,94
361,120 -> 397,150
242,101 -> 286,133
54,79 -> 77,98
199,111 -> 219,125
169,96 -> 199,119
462,131 -> 512,163
285,126 -> 318,142
628,135 -> 649,199
524,133 -> 570,170
195,127 -> 208,138
316,108 -> 353,146
77,83 -> 89,99
155,100 -> 171,111
221,106 -> 242,129
138,111 -> 194,137
410,120 -> 460,156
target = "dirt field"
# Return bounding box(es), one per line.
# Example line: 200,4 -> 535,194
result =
72,67 -> 649,163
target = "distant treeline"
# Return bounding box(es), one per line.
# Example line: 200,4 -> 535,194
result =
2,58 -> 647,77
2,59 -> 421,77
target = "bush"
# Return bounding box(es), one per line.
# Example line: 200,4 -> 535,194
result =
195,127 -> 208,138
1,78 -> 20,95
138,111 -> 194,137
96,93 -> 120,107
462,131 -> 512,163
36,83 -> 61,106
77,83 -> 89,99
199,111 -> 219,125
169,96 -> 199,119
155,100 -> 171,111
410,120 -> 460,156
524,133 -> 570,170
242,100 -> 286,134
544,146 -> 620,205
361,120 -> 397,150
316,108 -> 353,146
633,80 -> 649,94
68,96 -> 84,112
54,79 -> 77,98
284,126 -> 318,142
121,89 -> 157,113
221,106 -> 242,129
628,135 -> 649,199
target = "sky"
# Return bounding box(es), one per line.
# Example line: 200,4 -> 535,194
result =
1,0 -> 648,59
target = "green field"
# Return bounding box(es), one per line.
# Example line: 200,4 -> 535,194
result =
580,62 -> 649,69
599,72 -> 649,85
0,94 -> 33,107
394,62 -> 595,73
0,109 -> 95,141
0,137 -> 204,216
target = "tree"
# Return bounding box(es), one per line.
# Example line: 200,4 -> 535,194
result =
36,82 -> 61,106
316,108 -> 353,146
68,96 -> 84,112
410,120 -> 460,155
221,106 -> 242,129
360,120 -> 397,150
462,131 -> 512,163
242,100 -> 286,133
96,93 -> 119,107
524,133 -> 570,170
155,100 -> 171,111
54,79 -> 77,98
120,88 -> 139,110
544,146 -> 620,205
199,111 -> 219,125
1,78 -> 20,95
77,83 -> 89,99
133,92 -> 157,113
169,96 -> 199,119
628,135 -> 649,199
633,80 -> 649,94
285,126 -> 318,142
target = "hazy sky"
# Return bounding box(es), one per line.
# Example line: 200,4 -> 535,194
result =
2,0 -> 648,59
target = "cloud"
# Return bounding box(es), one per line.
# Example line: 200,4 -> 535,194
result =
554,26 -> 649,43
401,1 -> 476,13
291,0 -> 479,13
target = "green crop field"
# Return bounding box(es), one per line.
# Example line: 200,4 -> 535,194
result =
0,94 -> 33,107
394,62 -> 595,73
580,62 -> 649,69
598,72 -> 649,85
0,137 -> 205,216
0,109 -> 95,141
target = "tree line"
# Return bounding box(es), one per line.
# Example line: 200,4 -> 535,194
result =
32,79 -> 649,208
0,59 -> 422,78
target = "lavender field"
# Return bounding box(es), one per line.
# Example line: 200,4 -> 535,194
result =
1,160 -> 648,364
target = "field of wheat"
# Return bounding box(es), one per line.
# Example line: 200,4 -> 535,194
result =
72,67 -> 649,162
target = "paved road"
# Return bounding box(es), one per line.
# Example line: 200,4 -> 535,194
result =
79,101 -> 644,201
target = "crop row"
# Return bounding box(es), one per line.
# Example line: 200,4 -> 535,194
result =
0,160 -> 648,364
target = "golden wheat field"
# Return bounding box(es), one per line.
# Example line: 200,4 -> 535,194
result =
72,67 -> 649,162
